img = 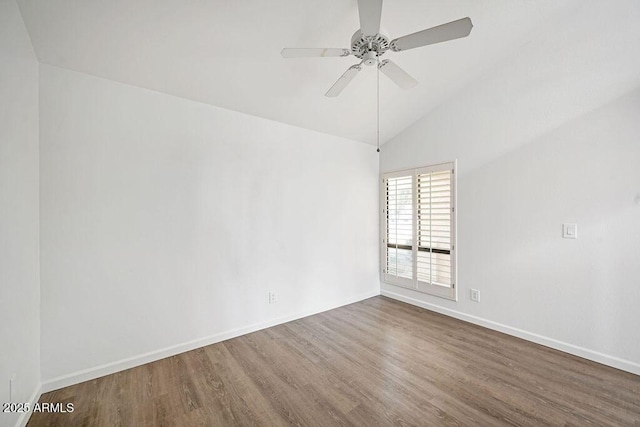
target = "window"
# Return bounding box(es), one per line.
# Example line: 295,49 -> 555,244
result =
382,162 -> 457,300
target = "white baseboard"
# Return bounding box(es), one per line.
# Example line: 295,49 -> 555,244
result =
15,383 -> 42,427
41,290 -> 380,393
381,289 -> 640,376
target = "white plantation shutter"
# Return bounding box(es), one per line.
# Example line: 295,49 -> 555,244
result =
382,162 -> 456,300
416,167 -> 453,292
384,173 -> 414,288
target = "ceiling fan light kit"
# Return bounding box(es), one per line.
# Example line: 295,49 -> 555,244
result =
281,1 -> 473,97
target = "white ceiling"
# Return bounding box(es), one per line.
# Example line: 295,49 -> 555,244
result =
18,0 -> 580,145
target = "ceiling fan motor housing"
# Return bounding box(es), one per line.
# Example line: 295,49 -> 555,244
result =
350,30 -> 389,65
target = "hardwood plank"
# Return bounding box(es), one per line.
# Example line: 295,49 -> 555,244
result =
28,296 -> 640,426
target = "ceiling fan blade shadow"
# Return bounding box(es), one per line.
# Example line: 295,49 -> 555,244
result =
281,48 -> 351,58
390,17 -> 473,52
357,0 -> 383,37
325,64 -> 362,97
378,60 -> 417,89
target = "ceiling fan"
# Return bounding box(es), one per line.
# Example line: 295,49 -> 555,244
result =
281,0 -> 473,97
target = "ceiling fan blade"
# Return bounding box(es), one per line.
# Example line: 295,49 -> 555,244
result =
378,60 -> 418,89
357,0 -> 383,37
390,17 -> 473,52
281,48 -> 351,58
325,64 -> 362,97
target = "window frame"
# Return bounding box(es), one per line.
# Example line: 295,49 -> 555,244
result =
381,161 -> 457,301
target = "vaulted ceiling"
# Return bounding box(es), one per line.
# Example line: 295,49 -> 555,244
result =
18,0 -> 581,144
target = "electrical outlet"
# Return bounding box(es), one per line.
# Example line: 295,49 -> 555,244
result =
563,223 -> 578,239
268,292 -> 277,304
470,289 -> 480,302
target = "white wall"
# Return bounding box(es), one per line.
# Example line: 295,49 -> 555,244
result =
39,64 -> 379,389
0,0 -> 41,426
380,1 -> 640,374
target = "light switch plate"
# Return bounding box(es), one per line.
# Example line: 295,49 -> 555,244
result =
563,223 -> 577,239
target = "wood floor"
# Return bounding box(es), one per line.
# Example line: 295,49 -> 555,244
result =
29,296 -> 640,426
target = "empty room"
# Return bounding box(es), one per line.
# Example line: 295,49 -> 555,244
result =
2,0 -> 639,426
